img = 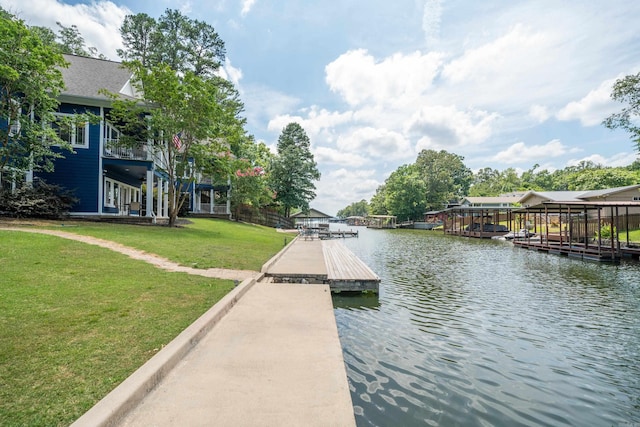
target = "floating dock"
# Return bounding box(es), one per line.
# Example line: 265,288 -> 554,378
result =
263,237 -> 380,293
319,229 -> 359,239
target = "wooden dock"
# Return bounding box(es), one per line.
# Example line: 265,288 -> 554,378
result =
318,229 -> 359,239
263,238 -> 380,293
512,240 -> 621,262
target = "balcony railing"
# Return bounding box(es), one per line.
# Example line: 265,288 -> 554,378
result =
103,139 -> 151,161
194,203 -> 230,215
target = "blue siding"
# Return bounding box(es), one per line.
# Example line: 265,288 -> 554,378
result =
35,103 -> 101,213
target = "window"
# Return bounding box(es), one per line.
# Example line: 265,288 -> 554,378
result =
51,113 -> 88,147
104,122 -> 120,142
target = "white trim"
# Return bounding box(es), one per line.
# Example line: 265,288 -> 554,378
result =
51,112 -> 89,148
98,107 -> 104,213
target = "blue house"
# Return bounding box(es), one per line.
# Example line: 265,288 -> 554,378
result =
8,54 -> 230,219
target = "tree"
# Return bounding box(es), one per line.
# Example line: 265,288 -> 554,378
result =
337,199 -> 369,219
270,123 -> 321,217
566,167 -> 639,190
118,9 -> 225,77
55,22 -> 105,59
230,139 -> 275,211
117,13 -> 157,66
113,10 -> 241,226
469,167 -> 501,196
383,164 -> 427,221
415,149 -> 472,210
369,185 -> 388,215
498,168 -> 521,193
0,9 -> 71,178
604,72 -> 640,152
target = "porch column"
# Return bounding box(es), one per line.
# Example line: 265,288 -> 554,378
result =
163,180 -> 169,217
146,170 -> 153,217
210,189 -> 214,214
157,178 -> 164,218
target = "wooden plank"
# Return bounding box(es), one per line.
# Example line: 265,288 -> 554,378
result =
322,240 -> 379,282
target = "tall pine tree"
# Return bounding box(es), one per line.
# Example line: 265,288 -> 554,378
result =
270,123 -> 321,217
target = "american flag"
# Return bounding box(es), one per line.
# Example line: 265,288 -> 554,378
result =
172,132 -> 183,150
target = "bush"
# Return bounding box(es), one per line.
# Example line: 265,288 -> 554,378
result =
0,180 -> 78,219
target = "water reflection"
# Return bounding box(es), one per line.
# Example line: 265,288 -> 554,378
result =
333,293 -> 380,310
333,226 -> 640,426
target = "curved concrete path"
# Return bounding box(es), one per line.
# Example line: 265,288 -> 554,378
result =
0,227 -> 258,281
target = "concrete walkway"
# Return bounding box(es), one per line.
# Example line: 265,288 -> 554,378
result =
263,238 -> 327,277
117,282 -> 355,427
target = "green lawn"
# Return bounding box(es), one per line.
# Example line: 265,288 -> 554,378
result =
39,218 -> 288,271
0,219 -> 287,426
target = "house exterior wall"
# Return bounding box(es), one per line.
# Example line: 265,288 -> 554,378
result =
520,194 -> 548,207
586,188 -> 640,202
35,103 -> 101,213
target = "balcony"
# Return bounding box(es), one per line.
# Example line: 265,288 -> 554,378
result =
103,139 -> 151,161
194,203 -> 230,215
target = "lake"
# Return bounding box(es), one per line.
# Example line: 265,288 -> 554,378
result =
332,225 -> 640,426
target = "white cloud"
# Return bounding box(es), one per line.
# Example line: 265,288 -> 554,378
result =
313,146 -> 368,167
406,105 -> 500,148
567,152 -> 637,168
493,139 -> 581,163
240,0 -> 256,16
324,49 -> 445,107
267,107 -> 353,143
336,127 -> 412,161
314,169 -> 381,215
3,0 -> 129,59
422,0 -> 442,47
442,24 -> 550,84
218,57 -> 243,85
529,104 -> 549,123
556,77 -> 620,126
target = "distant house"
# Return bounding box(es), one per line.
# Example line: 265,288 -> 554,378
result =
289,208 -> 333,227
519,185 -> 640,209
459,195 -> 523,209
8,54 -> 230,219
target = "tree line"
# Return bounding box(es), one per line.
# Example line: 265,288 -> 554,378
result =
1,7 -> 320,225
338,154 -> 640,221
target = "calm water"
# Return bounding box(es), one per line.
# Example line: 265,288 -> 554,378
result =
332,226 -> 640,427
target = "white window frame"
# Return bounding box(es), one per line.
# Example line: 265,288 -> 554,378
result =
104,121 -> 120,143
104,177 -> 141,209
51,113 -> 89,148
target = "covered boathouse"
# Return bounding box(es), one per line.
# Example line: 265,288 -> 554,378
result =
443,206 -> 515,239
512,200 -> 640,262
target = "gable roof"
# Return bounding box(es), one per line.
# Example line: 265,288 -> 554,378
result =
579,184 -> 640,199
520,185 -> 640,205
461,196 -> 521,205
519,190 -> 586,204
59,54 -> 137,104
289,208 -> 333,219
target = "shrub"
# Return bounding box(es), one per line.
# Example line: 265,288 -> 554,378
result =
0,180 -> 78,219
595,223 -> 617,240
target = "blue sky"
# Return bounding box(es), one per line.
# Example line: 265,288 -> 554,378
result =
3,0 -> 640,215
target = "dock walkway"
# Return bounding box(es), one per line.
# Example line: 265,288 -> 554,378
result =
264,238 -> 380,292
